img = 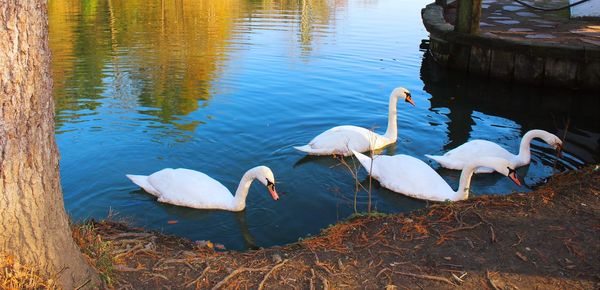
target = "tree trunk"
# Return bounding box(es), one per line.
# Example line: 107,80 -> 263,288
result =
0,1 -> 98,288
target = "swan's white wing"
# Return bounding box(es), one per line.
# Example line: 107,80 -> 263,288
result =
369,154 -> 455,202
147,168 -> 234,209
298,125 -> 384,156
428,140 -> 516,173
424,154 -> 466,170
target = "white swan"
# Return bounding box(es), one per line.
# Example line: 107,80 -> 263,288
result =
351,150 -> 521,202
425,129 -> 563,173
126,166 -> 279,211
294,87 -> 415,156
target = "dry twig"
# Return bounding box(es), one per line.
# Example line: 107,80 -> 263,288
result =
309,269 -> 316,290
511,233 -> 523,247
258,259 -> 289,290
211,266 -> 270,290
394,271 -> 457,286
486,270 -> 500,290
445,222 -> 483,234
489,226 -> 496,243
185,265 -> 211,288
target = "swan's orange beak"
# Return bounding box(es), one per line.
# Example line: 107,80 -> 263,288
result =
267,184 -> 279,201
405,94 -> 416,106
508,170 -> 521,186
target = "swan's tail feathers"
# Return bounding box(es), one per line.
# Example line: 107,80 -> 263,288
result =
425,154 -> 464,170
293,145 -> 313,153
126,174 -> 160,197
351,150 -> 373,174
294,145 -> 335,155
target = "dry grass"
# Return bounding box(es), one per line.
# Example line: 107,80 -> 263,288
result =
0,252 -> 58,290
303,217 -> 367,253
72,222 -> 114,285
335,133 -> 379,214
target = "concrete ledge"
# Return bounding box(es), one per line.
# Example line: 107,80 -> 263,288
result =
422,3 -> 600,90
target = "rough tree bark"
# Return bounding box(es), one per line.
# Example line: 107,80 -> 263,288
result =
0,1 -> 98,288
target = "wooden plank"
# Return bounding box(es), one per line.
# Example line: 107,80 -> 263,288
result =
449,43 -> 471,71
576,61 -> 600,89
468,45 -> 491,76
430,37 -> 451,66
514,53 -> 544,85
489,50 -> 515,81
544,58 -> 578,87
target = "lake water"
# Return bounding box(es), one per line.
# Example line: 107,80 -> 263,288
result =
49,0 -> 600,250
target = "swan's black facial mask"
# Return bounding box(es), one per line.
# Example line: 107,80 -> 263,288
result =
266,179 -> 275,190
266,179 -> 279,200
507,168 -> 521,186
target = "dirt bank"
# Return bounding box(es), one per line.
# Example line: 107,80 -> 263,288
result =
78,166 -> 600,289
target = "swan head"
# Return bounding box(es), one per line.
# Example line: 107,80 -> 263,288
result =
475,157 -> 522,187
253,166 -> 279,201
539,131 -> 563,158
391,87 -> 415,106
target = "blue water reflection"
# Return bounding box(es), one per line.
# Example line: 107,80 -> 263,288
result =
49,0 -> 599,250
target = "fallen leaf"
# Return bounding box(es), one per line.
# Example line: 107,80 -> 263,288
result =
195,240 -> 211,248
167,220 -> 178,224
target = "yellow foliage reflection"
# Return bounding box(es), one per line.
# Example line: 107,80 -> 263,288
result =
49,0 -> 347,131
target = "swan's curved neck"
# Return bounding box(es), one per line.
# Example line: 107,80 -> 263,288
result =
454,163 -> 481,201
515,130 -> 539,164
232,170 -> 257,211
383,93 -> 399,141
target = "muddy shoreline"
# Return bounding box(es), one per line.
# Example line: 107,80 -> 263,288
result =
77,166 -> 600,289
